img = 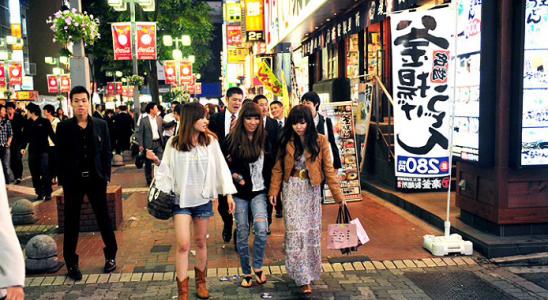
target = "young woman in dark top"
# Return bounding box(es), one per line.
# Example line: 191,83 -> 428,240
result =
223,102 -> 274,287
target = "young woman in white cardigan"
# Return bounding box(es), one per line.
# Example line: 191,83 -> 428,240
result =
147,102 -> 236,300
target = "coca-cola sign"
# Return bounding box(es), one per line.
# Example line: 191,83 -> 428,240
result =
60,74 -> 71,93
8,63 -> 23,87
112,23 -> 132,61
47,75 -> 59,94
137,22 -> 157,60
164,60 -> 177,86
0,64 -> 5,88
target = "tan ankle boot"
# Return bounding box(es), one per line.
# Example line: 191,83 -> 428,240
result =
176,277 -> 189,300
194,267 -> 209,299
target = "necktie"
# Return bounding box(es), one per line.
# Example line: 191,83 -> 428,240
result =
278,120 -> 283,127
230,113 -> 236,129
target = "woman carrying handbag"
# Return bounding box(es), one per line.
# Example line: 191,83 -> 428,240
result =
269,105 -> 345,296
147,102 -> 236,300
223,102 -> 275,288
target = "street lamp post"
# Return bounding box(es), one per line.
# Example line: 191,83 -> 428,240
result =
162,34 -> 192,97
108,0 -> 155,125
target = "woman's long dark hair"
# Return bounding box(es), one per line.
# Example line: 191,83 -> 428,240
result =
278,104 -> 319,161
172,102 -> 216,151
226,102 -> 265,161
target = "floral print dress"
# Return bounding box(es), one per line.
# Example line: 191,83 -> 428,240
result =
282,155 -> 322,286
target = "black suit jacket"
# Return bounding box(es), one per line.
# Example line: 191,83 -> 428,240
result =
265,117 -> 281,158
55,116 -> 113,186
317,114 -> 342,169
113,112 -> 134,138
208,111 -> 229,144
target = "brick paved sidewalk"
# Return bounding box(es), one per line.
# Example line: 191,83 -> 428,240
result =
24,261 -> 548,299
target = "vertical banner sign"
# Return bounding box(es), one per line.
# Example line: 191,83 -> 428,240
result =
107,82 -> 115,95
256,60 -> 282,96
179,61 -> 193,85
0,64 -> 5,88
351,78 -> 374,169
47,75 -> 59,94
391,7 -> 454,191
112,23 -> 132,60
136,22 -> 157,60
453,0 -> 482,162
226,2 -> 242,23
195,82 -> 202,95
226,25 -> 243,46
520,0 -> 548,166
245,0 -> 265,41
60,74 -> 71,93
163,60 -> 177,86
8,63 -> 22,86
321,102 -> 362,203
116,82 -> 123,95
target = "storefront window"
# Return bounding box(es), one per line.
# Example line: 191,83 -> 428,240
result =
346,34 -> 359,78
323,44 -> 338,80
366,31 -> 382,76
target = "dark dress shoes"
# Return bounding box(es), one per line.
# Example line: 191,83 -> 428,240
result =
67,265 -> 82,281
104,259 -> 116,273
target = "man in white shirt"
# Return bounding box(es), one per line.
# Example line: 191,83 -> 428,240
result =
136,102 -> 164,185
162,101 -> 179,145
269,100 -> 285,128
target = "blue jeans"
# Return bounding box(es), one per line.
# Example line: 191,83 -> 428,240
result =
172,201 -> 214,218
234,193 -> 269,275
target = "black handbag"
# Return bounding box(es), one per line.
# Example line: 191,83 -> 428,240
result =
147,179 -> 176,220
135,151 -> 145,169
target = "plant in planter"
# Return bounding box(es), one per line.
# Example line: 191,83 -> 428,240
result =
47,8 -> 100,47
124,75 -> 145,87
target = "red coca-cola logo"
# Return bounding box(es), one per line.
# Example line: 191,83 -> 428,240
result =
115,48 -> 131,53
138,46 -> 155,53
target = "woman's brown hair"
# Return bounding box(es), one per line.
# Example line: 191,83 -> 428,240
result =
226,102 -> 265,161
172,102 -> 216,151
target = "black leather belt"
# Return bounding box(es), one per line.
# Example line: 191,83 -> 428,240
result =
81,171 -> 90,178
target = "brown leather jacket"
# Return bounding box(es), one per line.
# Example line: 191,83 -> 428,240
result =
269,134 -> 344,203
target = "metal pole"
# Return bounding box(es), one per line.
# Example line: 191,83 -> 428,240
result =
130,0 -> 141,126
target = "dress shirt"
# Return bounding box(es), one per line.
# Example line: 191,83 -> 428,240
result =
224,110 -> 238,137
148,114 -> 160,140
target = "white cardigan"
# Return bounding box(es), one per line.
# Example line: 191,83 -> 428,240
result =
155,136 -> 237,208
0,169 -> 25,290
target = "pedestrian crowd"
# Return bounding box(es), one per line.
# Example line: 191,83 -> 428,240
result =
0,85 -> 344,300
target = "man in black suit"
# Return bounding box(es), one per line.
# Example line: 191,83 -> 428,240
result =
6,102 -> 26,184
55,86 -> 117,281
93,104 -> 105,119
21,103 -> 56,201
208,87 -> 243,243
253,94 -> 281,224
113,105 -> 133,154
301,91 -> 342,170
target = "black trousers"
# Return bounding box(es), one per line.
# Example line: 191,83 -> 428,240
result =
9,143 -> 23,180
144,140 -> 163,185
115,134 -> 131,154
48,147 -> 57,179
28,152 -> 51,197
217,195 -> 233,230
63,177 -> 118,267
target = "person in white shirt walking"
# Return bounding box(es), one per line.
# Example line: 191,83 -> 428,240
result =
43,105 -> 60,186
147,102 -> 236,300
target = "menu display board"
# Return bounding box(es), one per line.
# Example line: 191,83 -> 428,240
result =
520,0 -> 548,166
452,0 -> 482,162
321,101 -> 362,203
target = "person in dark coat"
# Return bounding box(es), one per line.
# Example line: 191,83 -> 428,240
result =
6,102 -> 26,184
208,86 -> 244,243
21,103 -> 55,201
55,86 -> 117,281
113,105 -> 134,154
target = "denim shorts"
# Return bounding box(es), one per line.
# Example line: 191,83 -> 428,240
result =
172,201 -> 214,218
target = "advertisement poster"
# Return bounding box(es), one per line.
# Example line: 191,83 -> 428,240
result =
321,101 -> 362,203
8,63 -> 23,87
0,64 -> 5,88
60,74 -> 71,93
111,23 -> 132,60
47,75 -> 59,94
521,0 -> 548,166
391,7 -> 453,191
351,78 -> 374,168
136,22 -> 157,60
226,25 -> 243,46
257,60 -> 282,96
163,60 -> 177,86
452,0 -> 482,162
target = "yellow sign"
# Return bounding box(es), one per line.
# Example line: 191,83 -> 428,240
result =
280,71 -> 290,114
15,91 -> 38,101
227,47 -> 248,64
245,0 -> 264,32
226,2 -> 242,23
11,24 -> 22,38
257,60 -> 282,96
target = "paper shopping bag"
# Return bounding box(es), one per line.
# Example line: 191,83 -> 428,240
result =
327,223 -> 358,250
350,218 -> 370,245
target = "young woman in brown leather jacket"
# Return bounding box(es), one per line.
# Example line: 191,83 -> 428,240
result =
268,105 -> 344,296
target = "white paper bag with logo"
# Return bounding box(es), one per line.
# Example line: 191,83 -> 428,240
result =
350,218 -> 370,245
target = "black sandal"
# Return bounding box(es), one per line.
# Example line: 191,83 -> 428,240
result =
254,269 -> 267,285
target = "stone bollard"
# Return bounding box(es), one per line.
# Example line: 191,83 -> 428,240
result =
11,199 -> 37,225
25,235 -> 64,273
113,154 -> 125,166
122,150 -> 133,162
